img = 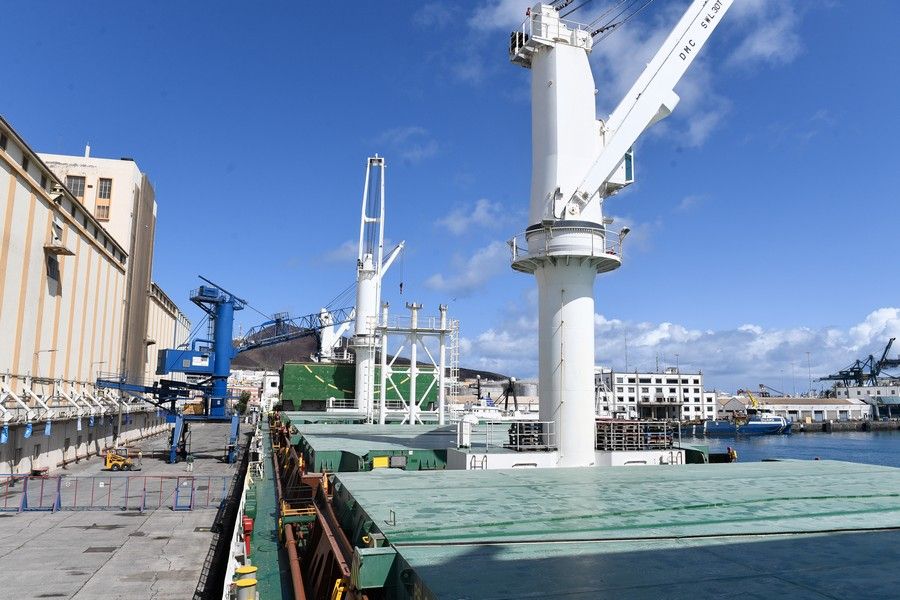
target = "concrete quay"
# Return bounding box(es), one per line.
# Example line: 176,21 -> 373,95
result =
794,420 -> 900,433
0,422 -> 248,600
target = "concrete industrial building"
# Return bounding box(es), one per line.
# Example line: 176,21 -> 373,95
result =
40,147 -> 170,385
146,282 -> 191,383
717,395 -> 871,422
595,367 -> 717,420
0,116 -> 188,473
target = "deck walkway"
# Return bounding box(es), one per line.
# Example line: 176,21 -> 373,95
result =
250,420 -> 292,598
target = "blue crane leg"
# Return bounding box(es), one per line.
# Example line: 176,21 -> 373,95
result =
210,300 -> 235,417
169,415 -> 184,464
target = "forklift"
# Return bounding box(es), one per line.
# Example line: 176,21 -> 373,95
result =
103,447 -> 140,471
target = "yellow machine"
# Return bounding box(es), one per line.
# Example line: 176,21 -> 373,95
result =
104,447 -> 135,471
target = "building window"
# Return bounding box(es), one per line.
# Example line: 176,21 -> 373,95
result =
98,177 -> 112,199
21,155 -> 30,172
0,132 -> 7,150
66,175 -> 85,198
95,178 -> 112,220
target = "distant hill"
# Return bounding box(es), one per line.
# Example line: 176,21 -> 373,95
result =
231,334 -> 507,381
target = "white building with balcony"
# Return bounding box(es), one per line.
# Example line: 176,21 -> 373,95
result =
595,367 -> 717,421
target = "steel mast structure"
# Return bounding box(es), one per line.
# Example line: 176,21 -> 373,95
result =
508,1 -> 732,466
352,156 -> 404,421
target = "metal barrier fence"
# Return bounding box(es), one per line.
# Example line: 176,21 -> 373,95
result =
0,474 -> 231,513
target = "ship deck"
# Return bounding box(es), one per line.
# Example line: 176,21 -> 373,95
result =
332,459 -> 900,599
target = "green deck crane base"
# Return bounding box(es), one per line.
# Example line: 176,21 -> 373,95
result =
279,362 -> 439,409
331,461 -> 900,599
246,421 -> 293,599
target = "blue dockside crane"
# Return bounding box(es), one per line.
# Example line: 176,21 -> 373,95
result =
98,276 -> 353,464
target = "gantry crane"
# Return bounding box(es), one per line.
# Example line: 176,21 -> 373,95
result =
820,338 -> 899,388
98,277 -> 354,463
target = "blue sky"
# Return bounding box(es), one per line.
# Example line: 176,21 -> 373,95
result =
6,1 -> 900,392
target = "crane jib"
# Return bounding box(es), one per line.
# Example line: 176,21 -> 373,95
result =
567,0 -> 734,213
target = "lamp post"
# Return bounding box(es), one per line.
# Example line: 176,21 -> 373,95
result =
806,352 -> 812,396
32,349 -> 58,376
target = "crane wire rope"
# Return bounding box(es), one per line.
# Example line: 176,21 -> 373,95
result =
324,280 -> 357,310
593,0 -> 656,41
559,0 -> 657,42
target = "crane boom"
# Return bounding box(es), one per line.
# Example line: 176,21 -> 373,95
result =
567,0 -> 733,215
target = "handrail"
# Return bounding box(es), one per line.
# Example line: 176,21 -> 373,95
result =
508,225 -> 626,263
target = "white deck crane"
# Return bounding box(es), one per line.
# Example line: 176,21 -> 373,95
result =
352,156 -> 404,421
508,0 -> 733,466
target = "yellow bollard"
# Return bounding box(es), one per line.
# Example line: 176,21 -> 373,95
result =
235,565 -> 258,580
235,578 -> 257,600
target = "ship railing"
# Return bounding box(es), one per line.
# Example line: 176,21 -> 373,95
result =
466,420 -> 557,452
510,11 -> 591,63
373,314 -> 458,333
508,225 -> 625,263
326,398 -> 357,410
595,420 -> 681,451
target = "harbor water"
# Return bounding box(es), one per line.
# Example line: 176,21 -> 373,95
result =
684,431 -> 900,468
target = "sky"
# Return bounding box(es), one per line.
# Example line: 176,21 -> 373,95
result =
5,0 -> 900,393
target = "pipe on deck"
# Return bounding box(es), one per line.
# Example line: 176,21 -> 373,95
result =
284,523 -> 308,600
271,425 -> 307,600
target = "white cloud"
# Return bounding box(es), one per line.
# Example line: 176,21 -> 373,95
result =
469,0 -> 530,31
425,241 -> 509,296
848,309 -> 900,351
460,307 -> 900,393
322,240 -> 357,263
375,126 -> 439,164
437,199 -> 514,235
607,214 -> 661,252
413,3 -> 455,28
675,194 -> 704,212
727,0 -> 802,67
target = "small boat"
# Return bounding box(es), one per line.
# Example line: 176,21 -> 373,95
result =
703,409 -> 792,436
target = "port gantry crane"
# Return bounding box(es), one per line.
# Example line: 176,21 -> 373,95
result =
820,338 -> 900,388
508,0 -> 733,466
97,277 -> 355,463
